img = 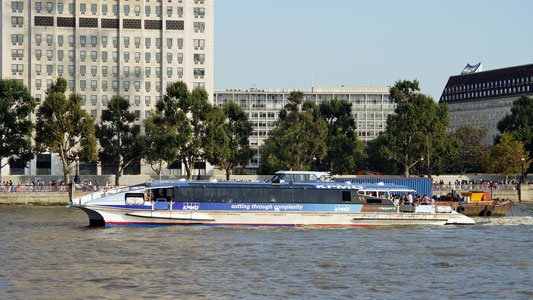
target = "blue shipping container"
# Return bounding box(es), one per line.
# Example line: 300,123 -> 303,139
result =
335,177 -> 433,198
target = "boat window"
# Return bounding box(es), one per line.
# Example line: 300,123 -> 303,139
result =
357,191 -> 365,195
151,188 -> 174,202
342,191 -> 351,202
306,189 -> 339,203
271,175 -> 282,183
308,174 -> 317,182
366,198 -> 382,204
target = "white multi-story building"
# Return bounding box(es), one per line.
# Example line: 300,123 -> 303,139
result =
213,86 -> 394,172
1,0 -> 214,176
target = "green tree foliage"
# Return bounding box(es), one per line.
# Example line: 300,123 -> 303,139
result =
144,112 -> 179,179
0,79 -> 36,169
204,101 -> 254,180
383,80 -> 450,176
258,91 -> 327,174
365,134 -> 401,174
318,99 -> 364,174
35,77 -> 97,183
96,95 -> 144,185
497,95 -> 533,170
486,132 -> 531,181
446,125 -> 489,174
156,81 -> 218,180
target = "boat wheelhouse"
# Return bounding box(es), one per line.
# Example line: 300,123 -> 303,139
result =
70,171 -> 475,227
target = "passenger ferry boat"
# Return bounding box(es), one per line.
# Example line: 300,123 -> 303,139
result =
69,171 -> 475,227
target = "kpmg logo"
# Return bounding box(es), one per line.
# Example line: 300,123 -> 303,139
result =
182,202 -> 200,210
316,184 -> 364,190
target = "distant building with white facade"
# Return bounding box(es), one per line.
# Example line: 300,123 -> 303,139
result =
439,64 -> 533,144
214,86 -> 394,172
1,0 -> 214,176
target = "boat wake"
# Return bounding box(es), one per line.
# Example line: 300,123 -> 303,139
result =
477,216 -> 533,226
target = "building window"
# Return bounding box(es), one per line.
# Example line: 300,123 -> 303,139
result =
194,22 -> 205,31
194,54 -> 205,62
194,7 -> 205,16
46,2 -> 53,12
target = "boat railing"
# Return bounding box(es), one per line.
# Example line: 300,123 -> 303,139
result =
73,185 -> 145,205
433,183 -> 519,191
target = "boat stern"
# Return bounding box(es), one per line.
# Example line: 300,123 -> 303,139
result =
445,212 -> 476,225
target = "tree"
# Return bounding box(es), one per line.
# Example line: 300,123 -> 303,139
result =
204,101 -> 254,180
96,95 -> 144,185
365,134 -> 401,175
446,125 -> 489,174
144,112 -> 179,180
0,79 -> 36,170
156,82 -> 216,180
383,80 -> 449,177
257,91 -> 327,174
497,95 -> 533,171
318,99 -> 364,174
486,132 -> 531,182
35,77 -> 97,183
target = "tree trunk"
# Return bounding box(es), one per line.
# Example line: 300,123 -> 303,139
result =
225,168 -> 231,181
185,161 -> 193,180
62,155 -> 70,184
403,153 -> 410,177
115,167 -> 120,186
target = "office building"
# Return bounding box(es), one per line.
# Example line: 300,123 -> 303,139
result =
1,0 -> 214,176
439,63 -> 533,144
214,86 -> 394,172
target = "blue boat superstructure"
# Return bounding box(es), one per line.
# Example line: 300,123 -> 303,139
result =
69,171 -> 475,227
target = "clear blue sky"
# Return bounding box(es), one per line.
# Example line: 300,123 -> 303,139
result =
214,0 -> 533,100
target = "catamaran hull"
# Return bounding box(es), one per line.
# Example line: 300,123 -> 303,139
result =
73,205 -> 474,227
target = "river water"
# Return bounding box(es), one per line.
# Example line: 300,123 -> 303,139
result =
1,204 -> 532,300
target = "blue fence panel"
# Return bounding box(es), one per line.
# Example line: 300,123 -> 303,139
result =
335,177 -> 434,198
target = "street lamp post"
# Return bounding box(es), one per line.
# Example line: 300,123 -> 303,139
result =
521,158 -> 525,183
420,157 -> 424,177
75,156 -> 80,184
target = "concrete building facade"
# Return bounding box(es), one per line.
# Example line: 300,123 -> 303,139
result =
439,64 -> 533,144
213,86 -> 394,172
1,0 -> 214,176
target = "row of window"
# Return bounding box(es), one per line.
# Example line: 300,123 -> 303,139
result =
34,78 -> 206,92
30,49 -> 204,64
25,2 -> 205,17
215,93 -> 390,103
32,35 -> 205,49
442,86 -> 531,101
29,64 -> 205,78
445,77 -> 532,94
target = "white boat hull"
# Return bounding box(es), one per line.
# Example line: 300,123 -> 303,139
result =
75,204 -> 473,227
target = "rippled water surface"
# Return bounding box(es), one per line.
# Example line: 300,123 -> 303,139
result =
1,204 -> 532,299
